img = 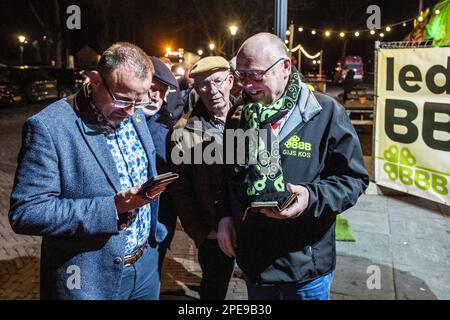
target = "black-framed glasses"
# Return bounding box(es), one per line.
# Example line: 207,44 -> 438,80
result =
195,73 -> 230,93
235,58 -> 285,82
100,74 -> 151,109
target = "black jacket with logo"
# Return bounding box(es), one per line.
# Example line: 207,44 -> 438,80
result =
219,85 -> 369,285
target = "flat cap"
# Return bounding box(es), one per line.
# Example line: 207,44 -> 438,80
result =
189,56 -> 230,77
150,56 -> 179,89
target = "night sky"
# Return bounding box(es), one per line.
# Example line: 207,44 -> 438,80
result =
0,0 -> 443,73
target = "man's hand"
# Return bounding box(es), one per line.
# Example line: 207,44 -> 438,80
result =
115,185 -> 165,215
260,183 -> 309,220
217,217 -> 236,258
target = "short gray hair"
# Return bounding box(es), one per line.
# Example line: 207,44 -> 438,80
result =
97,42 -> 154,80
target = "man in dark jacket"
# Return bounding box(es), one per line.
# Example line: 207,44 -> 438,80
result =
170,56 -> 236,300
217,33 -> 369,300
144,57 -> 180,275
342,67 -> 355,104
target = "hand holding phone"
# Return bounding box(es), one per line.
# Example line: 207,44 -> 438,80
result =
138,172 -> 179,197
248,183 -> 309,220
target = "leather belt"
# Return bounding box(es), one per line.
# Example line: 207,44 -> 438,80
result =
124,242 -> 147,266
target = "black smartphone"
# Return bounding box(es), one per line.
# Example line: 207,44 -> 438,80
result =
139,172 -> 179,195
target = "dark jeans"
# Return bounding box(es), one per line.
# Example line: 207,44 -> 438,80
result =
198,239 -> 235,300
245,272 -> 334,300
117,243 -> 160,300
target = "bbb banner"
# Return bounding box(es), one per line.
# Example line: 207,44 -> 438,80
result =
375,47 -> 450,205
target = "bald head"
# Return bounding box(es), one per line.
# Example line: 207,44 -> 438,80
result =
235,33 -> 292,104
237,33 -> 289,63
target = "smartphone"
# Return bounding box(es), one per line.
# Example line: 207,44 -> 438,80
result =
250,193 -> 298,211
139,172 -> 179,195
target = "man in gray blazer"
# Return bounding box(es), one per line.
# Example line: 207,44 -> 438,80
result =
9,42 -> 168,300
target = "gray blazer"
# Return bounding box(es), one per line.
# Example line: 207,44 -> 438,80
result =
9,91 -> 167,299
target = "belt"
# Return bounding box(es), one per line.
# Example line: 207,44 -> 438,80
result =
124,242 -> 147,266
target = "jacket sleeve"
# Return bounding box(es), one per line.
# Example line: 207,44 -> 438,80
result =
169,130 -> 210,247
9,117 -> 119,237
301,105 -> 369,219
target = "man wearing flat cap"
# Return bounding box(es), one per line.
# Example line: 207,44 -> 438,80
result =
170,56 -> 236,300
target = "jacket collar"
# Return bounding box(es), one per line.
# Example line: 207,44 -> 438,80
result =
279,82 -> 322,141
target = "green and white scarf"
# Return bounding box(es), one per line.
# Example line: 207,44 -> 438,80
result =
239,68 -> 302,197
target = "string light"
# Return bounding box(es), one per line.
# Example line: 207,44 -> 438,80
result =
285,39 -> 289,44
435,9 -> 440,14
418,16 -> 424,22
292,15 -> 416,38
286,30 -> 291,36
379,33 -> 385,38
291,45 -> 321,59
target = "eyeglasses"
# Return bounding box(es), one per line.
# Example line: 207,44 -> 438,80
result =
195,73 -> 230,93
235,58 -> 285,82
100,74 -> 151,109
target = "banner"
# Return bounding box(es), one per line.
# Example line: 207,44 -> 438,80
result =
375,47 -> 450,205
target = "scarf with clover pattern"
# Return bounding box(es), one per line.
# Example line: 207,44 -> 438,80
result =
238,68 -> 301,197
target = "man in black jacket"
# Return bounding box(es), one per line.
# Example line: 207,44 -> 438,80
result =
170,56 -> 236,300
217,33 -> 369,300
143,57 -> 180,277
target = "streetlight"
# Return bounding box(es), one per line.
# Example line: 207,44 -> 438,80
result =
229,25 -> 238,56
209,43 -> 215,55
18,35 -> 26,66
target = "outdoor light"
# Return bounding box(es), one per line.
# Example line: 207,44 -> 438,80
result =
209,43 -> 215,51
418,16 -> 424,22
354,32 -> 360,37
197,49 -> 203,56
339,32 -> 345,38
312,60 -> 317,64
298,27 -> 303,32
286,30 -> 291,36
229,25 -> 238,36
435,9 -> 440,15
370,29 -> 376,35
379,33 -> 385,38
325,31 -> 331,37
402,22 -> 407,27
311,30 -> 316,35
229,25 -> 238,56
285,39 -> 289,44
386,26 -> 391,32
18,35 -> 26,43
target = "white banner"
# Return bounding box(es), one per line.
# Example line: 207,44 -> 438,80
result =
375,48 -> 450,205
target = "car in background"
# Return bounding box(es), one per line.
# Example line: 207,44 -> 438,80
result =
0,71 -> 26,107
340,56 -> 364,82
0,66 -> 58,103
41,67 -> 88,98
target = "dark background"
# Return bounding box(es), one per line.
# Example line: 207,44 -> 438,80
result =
0,0 -> 442,73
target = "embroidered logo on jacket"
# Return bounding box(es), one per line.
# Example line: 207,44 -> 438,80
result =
282,135 -> 312,158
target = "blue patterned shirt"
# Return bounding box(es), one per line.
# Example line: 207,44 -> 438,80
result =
90,103 -> 151,256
